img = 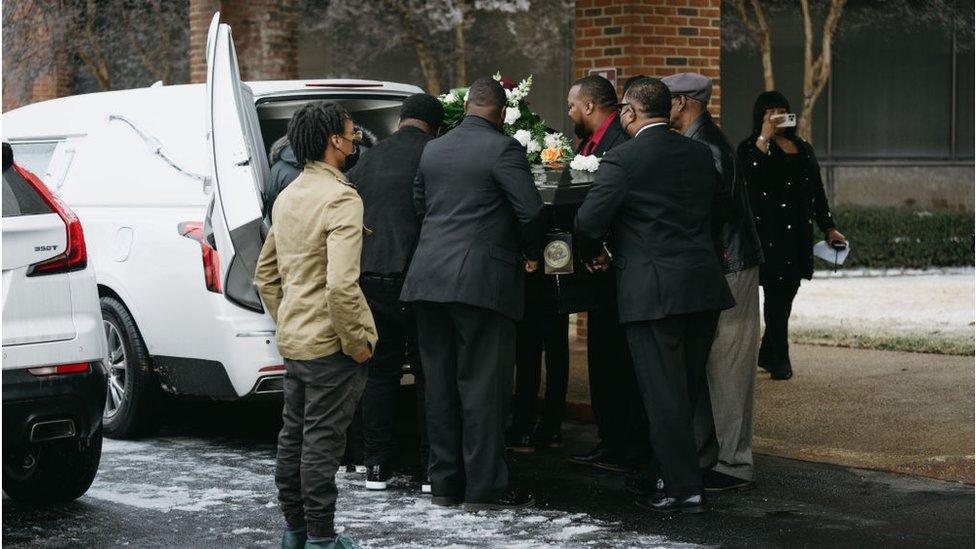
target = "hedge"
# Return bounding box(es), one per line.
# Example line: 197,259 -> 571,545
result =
827,205 -> 974,269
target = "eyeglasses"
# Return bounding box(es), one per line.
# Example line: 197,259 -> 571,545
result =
345,128 -> 363,144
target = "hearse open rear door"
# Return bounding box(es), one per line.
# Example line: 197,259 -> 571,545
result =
204,12 -> 269,313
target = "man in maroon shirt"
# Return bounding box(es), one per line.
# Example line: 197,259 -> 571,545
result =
562,76 -> 649,474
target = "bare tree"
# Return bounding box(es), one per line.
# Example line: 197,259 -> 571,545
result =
797,0 -> 845,141
2,0 -> 188,106
302,0 -> 540,94
732,0 -> 775,90
723,0 -> 970,142
391,0 -> 446,94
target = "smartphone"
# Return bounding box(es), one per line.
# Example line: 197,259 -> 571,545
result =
771,113 -> 797,128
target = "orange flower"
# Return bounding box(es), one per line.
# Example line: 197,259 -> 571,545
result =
540,147 -> 563,163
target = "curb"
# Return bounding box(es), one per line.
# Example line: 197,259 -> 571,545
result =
812,267 -> 973,278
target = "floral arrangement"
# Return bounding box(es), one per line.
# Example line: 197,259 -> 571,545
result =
438,73 -> 575,166
569,154 -> 601,173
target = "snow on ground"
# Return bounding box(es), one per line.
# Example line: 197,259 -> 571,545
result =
783,270 -> 974,340
88,438 -> 697,548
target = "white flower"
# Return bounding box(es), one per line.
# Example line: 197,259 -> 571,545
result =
513,129 -> 532,148
544,132 -> 567,149
569,154 -> 601,172
527,139 -> 542,154
504,106 -> 521,125
463,90 -> 470,102
442,93 -> 458,104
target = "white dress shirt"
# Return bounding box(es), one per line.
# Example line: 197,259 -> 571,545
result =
634,121 -> 668,138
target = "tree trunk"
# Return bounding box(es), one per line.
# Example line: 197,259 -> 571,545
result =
798,0 -> 846,142
393,0 -> 441,95
734,0 -> 775,90
77,0 -> 112,90
453,7 -> 467,88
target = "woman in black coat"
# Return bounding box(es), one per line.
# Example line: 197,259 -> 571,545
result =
738,91 -> 846,380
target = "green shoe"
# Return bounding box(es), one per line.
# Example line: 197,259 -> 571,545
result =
280,527 -> 307,549
305,534 -> 359,548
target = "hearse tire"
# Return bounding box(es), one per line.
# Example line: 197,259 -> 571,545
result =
2,428 -> 103,504
100,296 -> 162,439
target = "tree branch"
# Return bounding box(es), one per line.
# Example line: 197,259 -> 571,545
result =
391,0 -> 441,94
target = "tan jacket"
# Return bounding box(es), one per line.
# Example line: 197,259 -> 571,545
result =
254,161 -> 377,361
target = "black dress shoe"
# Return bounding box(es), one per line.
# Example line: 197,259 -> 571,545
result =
770,364 -> 793,380
463,489 -> 535,512
635,493 -> 705,514
506,432 -> 535,454
365,465 -> 392,490
431,494 -> 463,506
592,453 -> 636,473
567,443 -> 611,465
624,471 -> 664,496
704,470 -> 755,492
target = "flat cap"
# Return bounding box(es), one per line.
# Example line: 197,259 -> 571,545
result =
662,72 -> 712,104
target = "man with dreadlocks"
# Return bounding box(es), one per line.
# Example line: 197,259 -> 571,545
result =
255,100 -> 377,549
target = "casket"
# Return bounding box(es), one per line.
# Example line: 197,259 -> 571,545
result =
529,166 -> 613,315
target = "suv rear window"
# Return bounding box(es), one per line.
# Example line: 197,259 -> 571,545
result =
2,165 -> 54,217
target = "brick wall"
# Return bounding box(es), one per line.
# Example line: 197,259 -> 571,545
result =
574,0 -> 722,120
2,2 -> 71,111
189,0 -> 299,84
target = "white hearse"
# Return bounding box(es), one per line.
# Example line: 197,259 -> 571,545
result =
2,13 -> 423,438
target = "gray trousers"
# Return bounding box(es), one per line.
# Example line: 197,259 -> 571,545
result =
276,352 -> 367,537
695,266 -> 760,481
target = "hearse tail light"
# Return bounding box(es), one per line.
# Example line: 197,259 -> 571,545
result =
28,363 -> 91,376
178,221 -> 222,294
21,165 -> 89,277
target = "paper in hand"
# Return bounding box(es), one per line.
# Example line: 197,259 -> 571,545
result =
813,240 -> 850,266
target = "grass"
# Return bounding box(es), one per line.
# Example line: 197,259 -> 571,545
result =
790,327 -> 974,356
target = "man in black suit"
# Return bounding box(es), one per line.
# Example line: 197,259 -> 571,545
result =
563,75 -> 650,474
401,77 -> 544,511
347,93 -> 444,492
575,78 -> 734,513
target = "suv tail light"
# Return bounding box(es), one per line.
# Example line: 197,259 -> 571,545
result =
178,221 -> 222,293
19,165 -> 88,277
28,363 -> 91,376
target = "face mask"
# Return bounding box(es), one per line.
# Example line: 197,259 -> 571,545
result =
335,136 -> 360,172
342,143 -> 360,171
620,109 -> 635,136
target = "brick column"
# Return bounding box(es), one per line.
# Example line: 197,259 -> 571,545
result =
574,0 -> 722,121
573,0 -> 722,337
2,2 -> 71,110
189,0 -> 299,84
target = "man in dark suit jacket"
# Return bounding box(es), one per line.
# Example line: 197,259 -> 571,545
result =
562,76 -> 651,474
575,78 -> 734,514
346,93 -> 444,492
401,77 -> 544,511
508,74 -> 633,456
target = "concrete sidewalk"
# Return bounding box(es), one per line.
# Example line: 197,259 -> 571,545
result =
565,340 -> 974,484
